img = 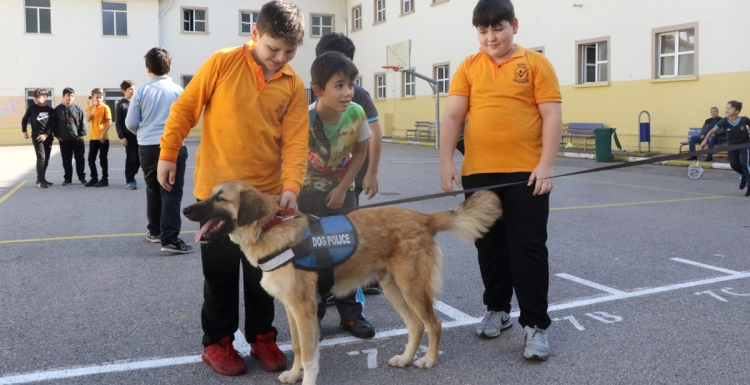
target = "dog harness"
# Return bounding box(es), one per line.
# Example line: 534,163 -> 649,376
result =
257,215 -> 358,295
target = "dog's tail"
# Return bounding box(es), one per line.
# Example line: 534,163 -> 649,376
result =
431,190 -> 502,241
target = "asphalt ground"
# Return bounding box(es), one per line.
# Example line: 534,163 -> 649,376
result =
1,141 -> 749,385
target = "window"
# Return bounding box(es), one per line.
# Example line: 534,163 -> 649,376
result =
578,41 -> 608,83
354,76 -> 362,87
375,74 -> 386,99
25,0 -> 51,34
431,0 -> 449,4
434,64 -> 450,94
103,89 -> 124,119
402,71 -> 415,97
102,2 -> 127,36
529,46 -> 545,55
311,14 -> 333,37
401,0 -> 414,14
352,5 -> 362,31
182,75 -> 194,88
240,11 -> 259,35
182,7 -> 207,33
657,28 -> 696,78
375,0 -> 386,23
25,88 -> 54,108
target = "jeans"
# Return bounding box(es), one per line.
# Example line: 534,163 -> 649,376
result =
463,173 -> 551,329
123,131 -> 140,183
688,134 -> 716,154
32,135 -> 54,183
59,139 -> 86,182
88,140 -> 109,180
139,145 -> 187,246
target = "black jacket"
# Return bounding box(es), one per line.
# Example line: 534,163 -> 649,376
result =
21,104 -> 55,137
115,98 -> 131,139
52,103 -> 86,138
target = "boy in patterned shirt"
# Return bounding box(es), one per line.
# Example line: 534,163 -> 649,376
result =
298,52 -> 374,338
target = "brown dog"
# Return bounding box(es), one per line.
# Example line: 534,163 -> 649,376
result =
183,181 -> 502,385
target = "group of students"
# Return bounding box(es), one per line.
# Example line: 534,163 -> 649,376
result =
24,0 -> 562,377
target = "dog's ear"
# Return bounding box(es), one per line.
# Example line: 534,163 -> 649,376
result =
237,189 -> 267,227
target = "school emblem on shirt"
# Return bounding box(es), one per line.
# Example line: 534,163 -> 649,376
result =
513,63 -> 529,84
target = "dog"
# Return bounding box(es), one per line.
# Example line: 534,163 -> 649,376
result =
183,181 -> 502,385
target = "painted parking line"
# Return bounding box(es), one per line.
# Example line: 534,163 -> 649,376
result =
555,273 -> 626,295
3,265 -> 749,385
670,257 -> 742,275
0,231 -> 198,245
0,181 -> 26,205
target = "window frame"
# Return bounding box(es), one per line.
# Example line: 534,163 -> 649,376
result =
103,88 -> 124,119
239,10 -> 259,35
528,46 -> 545,55
351,4 -> 362,32
401,0 -> 415,15
25,88 -> 54,108
181,7 -> 208,34
354,75 -> 363,87
402,69 -> 415,97
374,0 -> 386,24
430,0 -> 450,5
374,73 -> 386,100
433,63 -> 450,95
181,75 -> 194,88
652,23 -> 698,79
24,0 -> 51,34
575,37 -> 609,84
310,14 -> 334,38
102,2 -> 128,37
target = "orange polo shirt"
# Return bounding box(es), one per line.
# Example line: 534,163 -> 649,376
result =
449,44 -> 561,175
160,41 -> 309,200
86,104 -> 112,140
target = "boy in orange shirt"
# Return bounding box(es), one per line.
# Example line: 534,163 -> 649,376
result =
440,0 -> 562,361
85,88 -> 113,187
157,0 -> 308,377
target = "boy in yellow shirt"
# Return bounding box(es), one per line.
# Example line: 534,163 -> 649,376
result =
85,88 -> 112,187
157,0 -> 308,377
440,0 -> 562,361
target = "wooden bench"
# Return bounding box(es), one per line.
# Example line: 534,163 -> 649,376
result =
560,123 -> 603,152
679,127 -> 728,154
406,121 -> 435,140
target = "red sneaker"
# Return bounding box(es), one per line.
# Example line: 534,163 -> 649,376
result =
250,331 -> 288,372
201,336 -> 248,376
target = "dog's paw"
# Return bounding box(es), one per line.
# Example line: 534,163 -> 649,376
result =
413,356 -> 436,369
388,355 -> 411,368
278,369 -> 303,383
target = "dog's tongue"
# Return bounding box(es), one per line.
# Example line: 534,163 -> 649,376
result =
195,218 -> 221,243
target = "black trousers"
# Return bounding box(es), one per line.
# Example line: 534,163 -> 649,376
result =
32,135 -> 54,183
463,173 -> 551,329
297,190 -> 363,323
59,139 -> 86,182
123,131 -> 140,183
88,140 -> 109,180
200,217 -> 277,346
139,145 -> 187,246
727,148 -> 750,186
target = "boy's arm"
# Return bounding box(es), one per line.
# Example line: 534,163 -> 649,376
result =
338,140 -> 368,191
701,126 -> 719,146
21,108 -> 31,133
125,93 -> 141,134
278,79 -> 310,197
77,107 -> 87,137
85,106 -> 93,123
115,101 -> 126,139
99,106 -> 112,141
532,102 -> 563,195
439,95 -> 469,192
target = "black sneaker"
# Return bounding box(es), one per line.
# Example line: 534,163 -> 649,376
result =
145,232 -> 161,243
745,189 -> 750,197
704,156 -> 713,162
340,318 -> 375,339
740,178 -> 747,190
35,181 -> 48,189
43,180 -> 54,186
62,180 -> 72,186
325,293 -> 335,306
79,179 -> 87,185
362,283 -> 382,295
94,179 -> 109,187
686,156 -> 697,160
161,239 -> 194,254
85,178 -> 98,187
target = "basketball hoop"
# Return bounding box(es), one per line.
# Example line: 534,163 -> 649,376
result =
381,66 -> 400,72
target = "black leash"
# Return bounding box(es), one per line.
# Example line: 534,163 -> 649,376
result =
336,142 -> 750,213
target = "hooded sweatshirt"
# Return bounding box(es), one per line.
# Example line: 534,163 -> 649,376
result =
52,103 -> 86,139
21,103 -> 55,137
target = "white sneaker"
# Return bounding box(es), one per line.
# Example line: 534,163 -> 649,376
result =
475,311 -> 512,338
523,325 -> 550,361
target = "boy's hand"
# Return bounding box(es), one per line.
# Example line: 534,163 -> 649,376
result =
440,162 -> 462,193
325,186 -> 347,210
529,164 -> 554,196
99,134 -> 107,142
700,139 -> 707,148
157,160 -> 177,192
36,134 -> 47,142
23,132 -> 29,140
120,138 -> 128,146
277,190 -> 298,210
362,172 -> 379,199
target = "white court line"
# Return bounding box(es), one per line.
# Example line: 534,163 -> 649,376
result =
3,271 -> 749,385
670,258 -> 742,275
433,300 -> 475,322
555,273 -> 626,295
233,330 -> 251,356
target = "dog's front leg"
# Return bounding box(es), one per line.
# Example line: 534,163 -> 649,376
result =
278,307 -> 304,384
295,300 -> 321,385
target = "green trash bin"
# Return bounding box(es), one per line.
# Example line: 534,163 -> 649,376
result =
594,128 -> 622,162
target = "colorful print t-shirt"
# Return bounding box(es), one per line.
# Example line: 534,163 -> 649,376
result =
304,102 -> 371,192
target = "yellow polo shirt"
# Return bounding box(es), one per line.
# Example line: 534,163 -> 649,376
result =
86,104 -> 112,140
160,41 -> 309,200
449,44 -> 562,175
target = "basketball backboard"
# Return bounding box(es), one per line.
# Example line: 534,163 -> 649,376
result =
386,40 -> 411,70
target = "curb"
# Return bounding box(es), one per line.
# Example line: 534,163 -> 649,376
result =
382,138 -> 437,147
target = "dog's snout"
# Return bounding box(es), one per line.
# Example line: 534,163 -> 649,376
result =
182,206 -> 192,216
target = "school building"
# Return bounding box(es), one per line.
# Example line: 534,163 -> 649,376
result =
2,0 -> 749,153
